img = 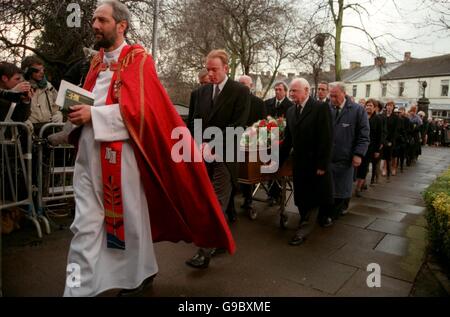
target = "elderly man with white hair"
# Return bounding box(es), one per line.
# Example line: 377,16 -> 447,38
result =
278,78 -> 333,245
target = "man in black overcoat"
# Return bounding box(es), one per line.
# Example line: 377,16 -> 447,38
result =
278,78 -> 333,246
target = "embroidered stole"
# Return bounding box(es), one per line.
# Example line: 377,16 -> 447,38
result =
85,45 -> 145,250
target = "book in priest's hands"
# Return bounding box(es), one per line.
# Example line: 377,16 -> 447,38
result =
56,80 -> 95,113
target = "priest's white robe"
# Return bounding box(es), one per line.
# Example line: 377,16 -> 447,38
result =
63,42 -> 158,297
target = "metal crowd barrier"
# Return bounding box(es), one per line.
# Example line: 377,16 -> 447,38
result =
0,122 -> 43,235
37,123 -> 75,223
0,122 -> 40,297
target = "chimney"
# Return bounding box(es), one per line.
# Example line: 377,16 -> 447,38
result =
266,71 -> 271,77
330,64 -> 335,72
350,61 -> 361,69
374,57 -> 386,66
404,52 -> 412,62
288,73 -> 295,79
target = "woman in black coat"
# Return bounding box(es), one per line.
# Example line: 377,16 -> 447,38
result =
381,101 -> 399,178
356,99 -> 382,195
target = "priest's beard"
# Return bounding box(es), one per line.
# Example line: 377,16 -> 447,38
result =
94,31 -> 117,50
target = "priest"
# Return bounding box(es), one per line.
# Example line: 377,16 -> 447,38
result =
63,0 -> 235,297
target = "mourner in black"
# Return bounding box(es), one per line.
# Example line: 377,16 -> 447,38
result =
186,49 -> 250,269
277,78 -> 333,246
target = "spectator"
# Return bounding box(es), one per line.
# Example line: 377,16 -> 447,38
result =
0,62 -> 32,123
21,55 -> 63,135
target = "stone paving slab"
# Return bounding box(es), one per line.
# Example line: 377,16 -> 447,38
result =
368,219 -> 428,241
374,234 -> 426,258
335,269 -> 412,297
352,198 -> 426,215
356,192 -> 426,208
329,244 -> 422,283
308,222 -> 386,250
369,186 -> 425,200
240,242 -> 358,295
401,214 -> 427,228
348,204 -> 407,222
335,213 -> 377,229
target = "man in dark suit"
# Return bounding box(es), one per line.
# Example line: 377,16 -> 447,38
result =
265,81 -> 293,118
186,49 -> 250,269
264,81 -> 293,204
316,81 -> 330,103
187,69 -> 211,127
277,78 -> 333,245
238,75 -> 267,210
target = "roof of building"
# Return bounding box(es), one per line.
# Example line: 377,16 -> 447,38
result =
381,54 -> 450,80
247,53 -> 450,94
343,62 -> 403,83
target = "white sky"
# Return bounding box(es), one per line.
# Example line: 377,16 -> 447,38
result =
277,0 -> 449,73
341,0 -> 450,67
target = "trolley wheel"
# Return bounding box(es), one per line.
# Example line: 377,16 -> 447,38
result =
248,207 -> 258,220
280,213 -> 288,229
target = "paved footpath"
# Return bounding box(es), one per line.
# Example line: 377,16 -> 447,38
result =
2,147 -> 450,297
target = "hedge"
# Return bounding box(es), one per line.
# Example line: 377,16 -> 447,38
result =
423,168 -> 450,273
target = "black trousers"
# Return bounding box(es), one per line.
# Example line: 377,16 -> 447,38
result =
319,198 -> 350,220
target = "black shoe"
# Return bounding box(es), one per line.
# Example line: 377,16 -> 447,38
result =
340,209 -> 349,216
299,220 -> 309,228
320,217 -> 334,228
241,203 -> 252,210
117,274 -> 156,297
226,201 -> 237,223
210,247 -> 226,257
227,211 -> 237,223
289,234 -> 305,246
241,199 -> 252,209
185,252 -> 210,269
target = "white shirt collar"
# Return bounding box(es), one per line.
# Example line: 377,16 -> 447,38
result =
104,41 -> 127,62
216,75 -> 228,92
299,96 -> 309,108
276,97 -> 285,104
336,98 -> 346,110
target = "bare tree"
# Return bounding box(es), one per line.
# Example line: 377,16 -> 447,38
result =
307,0 -> 393,81
211,0 -> 293,76
259,2 -> 299,98
0,0 -> 97,84
424,0 -> 450,30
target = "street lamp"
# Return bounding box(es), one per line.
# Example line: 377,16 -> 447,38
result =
418,80 -> 429,117
422,81 -> 427,99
